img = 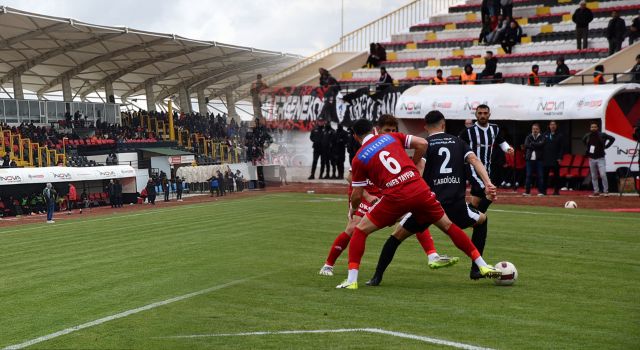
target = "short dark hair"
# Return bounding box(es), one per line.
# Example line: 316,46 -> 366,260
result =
476,104 -> 490,112
486,51 -> 493,55
377,114 -> 398,128
436,69 -> 443,73
352,119 -> 373,137
424,110 -> 445,125
532,64 -> 539,69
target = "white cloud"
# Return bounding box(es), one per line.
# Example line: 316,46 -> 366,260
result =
2,0 -> 412,55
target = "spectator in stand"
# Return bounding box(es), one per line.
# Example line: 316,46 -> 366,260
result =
631,54 -> 640,83
546,57 -> 571,86
478,51 -> 497,82
573,1 -> 594,50
308,121 -> 324,179
629,11 -> 640,45
479,14 -> 492,44
2,154 -> 9,167
146,178 -> 156,205
318,68 -> 340,122
542,121 -> 564,196
528,64 -> 540,86
606,11 -> 626,56
176,176 -> 184,201
43,183 -> 57,223
523,123 -> 546,196
376,67 -> 394,93
9,159 -> 16,167
487,0 -> 500,17
376,43 -> 387,62
501,19 -> 522,54
67,183 -> 77,214
250,74 -> 268,120
430,69 -> 447,85
500,0 -> 513,19
593,65 -> 606,84
583,122 -> 615,197
461,64 -> 477,85
486,15 -> 508,44
364,43 -> 381,68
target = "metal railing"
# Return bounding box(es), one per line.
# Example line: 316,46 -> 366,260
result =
266,0 -> 463,85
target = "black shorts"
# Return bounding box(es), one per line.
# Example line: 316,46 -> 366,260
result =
401,201 -> 481,233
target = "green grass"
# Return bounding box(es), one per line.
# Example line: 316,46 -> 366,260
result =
1,193 -> 639,349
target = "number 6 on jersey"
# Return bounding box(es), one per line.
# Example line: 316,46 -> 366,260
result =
379,151 -> 401,174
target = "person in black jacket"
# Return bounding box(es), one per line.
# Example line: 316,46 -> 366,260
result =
629,12 -> 640,45
145,178 -> 156,205
501,20 -> 522,54
176,176 -> 184,201
320,123 -> 335,179
217,170 -> 226,196
547,57 -> 571,86
333,123 -> 349,179
607,11 -> 627,55
318,68 -> 340,122
572,1 -> 594,50
479,51 -> 498,82
523,123 -> 546,196
308,122 -> 324,179
631,54 -> 640,84
542,121 -> 564,195
583,122 -> 615,196
376,67 -> 393,93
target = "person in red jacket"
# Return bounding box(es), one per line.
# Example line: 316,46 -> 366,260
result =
67,183 -> 77,214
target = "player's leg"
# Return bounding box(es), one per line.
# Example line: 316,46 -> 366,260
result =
319,214 -> 361,276
468,176 -> 492,278
366,215 -> 416,286
336,215 -> 380,289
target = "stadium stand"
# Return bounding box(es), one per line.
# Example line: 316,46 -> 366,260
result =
340,0 -> 640,85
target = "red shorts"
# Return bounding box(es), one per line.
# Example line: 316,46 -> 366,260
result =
366,190 -> 445,228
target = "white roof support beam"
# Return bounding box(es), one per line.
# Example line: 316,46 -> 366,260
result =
36,37 -> 169,96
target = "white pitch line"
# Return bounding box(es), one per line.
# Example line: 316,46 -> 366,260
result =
161,328 -> 495,350
489,208 -> 640,221
2,276 -> 263,350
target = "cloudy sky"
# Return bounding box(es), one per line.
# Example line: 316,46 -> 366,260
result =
4,0 -> 413,56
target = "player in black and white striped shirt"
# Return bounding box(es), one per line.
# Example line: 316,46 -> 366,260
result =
459,104 -> 513,280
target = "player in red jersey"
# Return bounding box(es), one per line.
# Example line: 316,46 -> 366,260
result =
336,119 -> 501,289
319,115 -> 452,276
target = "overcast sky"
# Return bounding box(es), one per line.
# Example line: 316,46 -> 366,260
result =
4,0 -> 412,56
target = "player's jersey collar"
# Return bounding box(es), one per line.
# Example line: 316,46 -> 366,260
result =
474,122 -> 490,131
362,134 -> 375,144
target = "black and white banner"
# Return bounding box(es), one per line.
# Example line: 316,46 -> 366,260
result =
262,85 -> 408,125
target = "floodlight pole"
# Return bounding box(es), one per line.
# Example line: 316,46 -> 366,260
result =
341,0 -> 344,51
168,98 -> 175,141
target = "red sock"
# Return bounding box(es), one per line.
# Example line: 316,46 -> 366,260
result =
348,227 -> 367,270
445,224 -> 480,260
325,232 -> 351,266
415,229 -> 437,255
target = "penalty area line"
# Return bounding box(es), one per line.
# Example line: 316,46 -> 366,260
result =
1,275 -> 267,350
160,328 -> 495,350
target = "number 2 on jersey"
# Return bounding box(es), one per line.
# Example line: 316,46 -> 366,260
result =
438,147 -> 452,174
379,151 -> 401,174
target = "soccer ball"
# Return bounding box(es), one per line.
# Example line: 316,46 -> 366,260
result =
564,200 -> 578,209
494,261 -> 518,286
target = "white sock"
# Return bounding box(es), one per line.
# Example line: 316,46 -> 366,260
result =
347,269 -> 359,283
427,253 -> 440,263
474,256 -> 489,268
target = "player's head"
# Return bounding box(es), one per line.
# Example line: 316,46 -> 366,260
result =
464,119 -> 474,128
352,119 -> 374,143
475,104 -> 491,126
424,110 -> 445,135
377,114 -> 398,134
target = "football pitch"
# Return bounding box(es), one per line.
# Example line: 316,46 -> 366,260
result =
1,193 -> 639,350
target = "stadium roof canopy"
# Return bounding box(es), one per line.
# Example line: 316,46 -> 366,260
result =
0,6 -> 302,107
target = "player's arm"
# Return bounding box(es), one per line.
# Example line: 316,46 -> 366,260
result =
417,157 -> 426,176
495,127 -> 514,154
350,186 -> 364,218
407,135 -> 428,165
466,152 -> 497,200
